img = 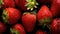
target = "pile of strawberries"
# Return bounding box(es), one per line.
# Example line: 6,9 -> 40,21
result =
0,0 -> 60,34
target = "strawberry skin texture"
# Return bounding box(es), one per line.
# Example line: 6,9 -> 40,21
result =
22,13 -> 36,32
0,22 -> 6,33
12,24 -> 26,34
36,30 -> 47,34
51,0 -> 60,17
5,8 -> 21,24
15,0 -> 27,11
2,0 -> 15,8
37,5 -> 52,23
51,18 -> 60,34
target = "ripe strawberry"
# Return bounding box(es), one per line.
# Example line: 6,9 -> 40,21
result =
51,0 -> 60,17
22,12 -> 36,32
36,30 -> 47,34
2,8 -> 21,25
0,0 -> 15,9
10,24 -> 26,34
37,5 -> 52,26
15,0 -> 38,11
51,18 -> 60,34
0,22 -> 6,33
36,0 -> 52,4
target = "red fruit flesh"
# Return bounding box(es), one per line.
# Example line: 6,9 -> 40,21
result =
36,30 -> 47,34
0,22 -> 6,33
2,0 -> 15,8
22,13 -> 36,32
51,0 -> 60,17
6,8 -> 21,24
51,18 -> 60,34
37,5 -> 52,20
15,0 -> 27,10
13,24 -> 26,34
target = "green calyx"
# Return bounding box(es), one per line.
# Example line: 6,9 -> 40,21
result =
39,17 -> 51,26
23,12 -> 28,15
23,11 -> 36,15
10,28 -> 20,34
2,10 -> 8,23
0,0 -> 4,8
39,17 -> 51,32
30,11 -> 36,15
25,0 -> 38,11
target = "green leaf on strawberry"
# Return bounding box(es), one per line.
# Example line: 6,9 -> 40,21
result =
0,0 -> 4,4
2,10 -> 8,23
0,0 -> 4,8
39,17 -> 51,26
26,0 -> 32,2
25,0 -> 38,11
2,8 -> 21,25
10,28 -> 20,34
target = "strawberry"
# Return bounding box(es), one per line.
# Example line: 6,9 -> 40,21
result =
51,18 -> 60,34
36,0 -> 52,4
37,5 -> 52,26
2,8 -> 21,25
22,12 -> 36,32
36,30 -> 47,34
0,22 -> 6,33
51,0 -> 60,17
0,0 -> 15,9
15,0 -> 38,11
10,24 -> 26,34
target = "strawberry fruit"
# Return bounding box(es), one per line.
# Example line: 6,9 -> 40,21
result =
10,24 -> 26,34
2,8 -> 21,25
0,22 -> 6,33
51,18 -> 60,34
36,30 -> 47,34
51,0 -> 60,17
37,5 -> 52,26
0,0 -> 15,9
22,12 -> 36,32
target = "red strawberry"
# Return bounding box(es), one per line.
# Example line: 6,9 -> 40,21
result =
36,30 -> 47,34
10,24 -> 26,34
15,0 -> 38,11
36,0 -> 52,4
51,18 -> 60,34
51,0 -> 60,17
22,12 -> 36,32
37,5 -> 52,26
0,22 -> 6,33
0,0 -> 15,9
2,8 -> 21,25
